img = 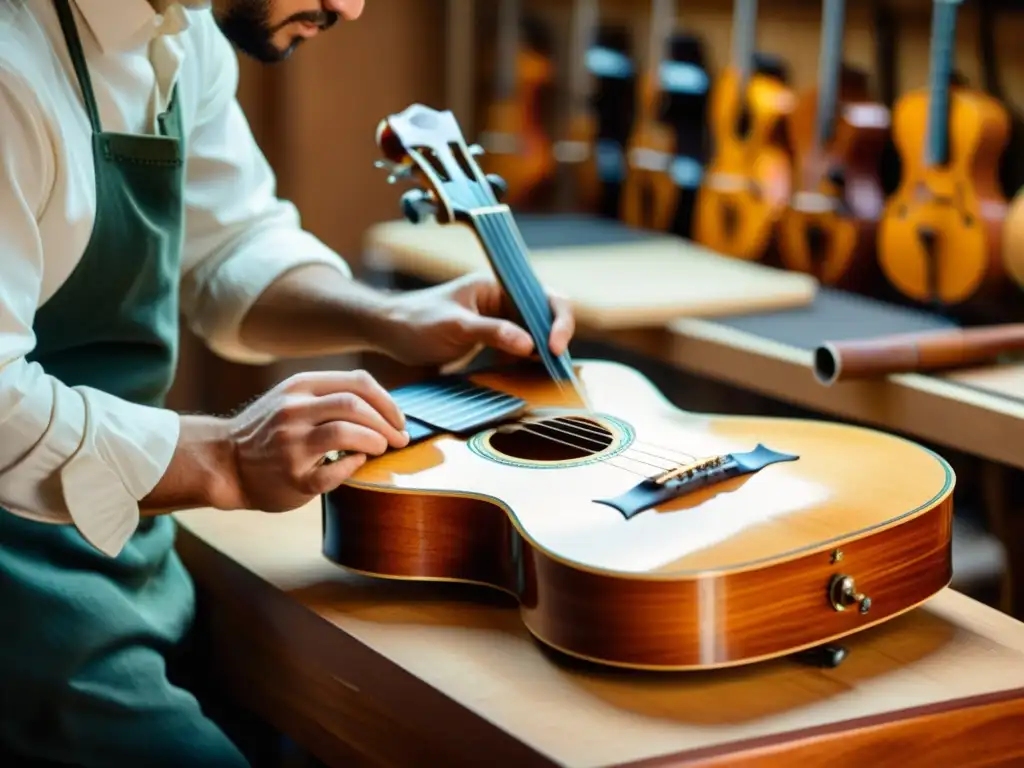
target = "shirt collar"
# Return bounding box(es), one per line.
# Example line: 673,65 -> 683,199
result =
73,0 -> 192,53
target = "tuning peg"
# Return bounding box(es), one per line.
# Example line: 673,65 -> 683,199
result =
374,159 -> 415,185
401,189 -> 437,224
468,144 -> 485,157
485,173 -> 508,202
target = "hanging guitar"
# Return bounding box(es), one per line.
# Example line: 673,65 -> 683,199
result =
322,103 -> 956,671
876,0 -> 1010,309
476,0 -> 556,209
619,0 -> 681,231
778,0 -> 890,291
692,0 -> 794,261
553,0 -> 602,211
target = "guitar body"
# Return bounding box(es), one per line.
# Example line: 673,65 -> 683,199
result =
877,86 -> 1010,306
324,360 -> 955,671
620,74 -> 680,231
1002,189 -> 1024,291
480,48 -> 557,208
779,75 -> 890,289
694,67 -> 794,260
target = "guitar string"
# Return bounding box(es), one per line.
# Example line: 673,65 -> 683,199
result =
402,382 -> 701,468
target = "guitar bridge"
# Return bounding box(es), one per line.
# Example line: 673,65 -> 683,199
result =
595,444 -> 799,520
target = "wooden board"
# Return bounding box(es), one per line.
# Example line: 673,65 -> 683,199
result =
174,500 -> 1024,768
363,220 -> 818,328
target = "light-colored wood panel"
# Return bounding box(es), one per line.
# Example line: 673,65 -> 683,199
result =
364,220 -> 817,325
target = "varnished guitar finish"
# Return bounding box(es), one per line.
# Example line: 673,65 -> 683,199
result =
324,360 -> 954,670
693,0 -> 794,261
877,0 -> 1010,307
619,0 -> 679,230
778,0 -> 889,290
478,0 -> 556,208
333,103 -> 955,671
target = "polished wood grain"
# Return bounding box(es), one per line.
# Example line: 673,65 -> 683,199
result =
173,502 -> 1024,768
693,66 -> 795,261
877,88 -> 1010,306
778,68 -> 890,291
322,359 -> 954,670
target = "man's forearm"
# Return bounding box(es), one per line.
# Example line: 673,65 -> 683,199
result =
140,415 -> 237,515
238,263 -> 401,358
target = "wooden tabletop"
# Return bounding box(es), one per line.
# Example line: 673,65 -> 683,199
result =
174,501 -> 1024,768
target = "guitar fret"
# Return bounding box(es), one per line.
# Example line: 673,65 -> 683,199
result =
391,378 -> 526,435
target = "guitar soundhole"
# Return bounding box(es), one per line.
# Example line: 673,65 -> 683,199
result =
487,417 -> 615,463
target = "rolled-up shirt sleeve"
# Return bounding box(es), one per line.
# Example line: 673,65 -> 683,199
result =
179,17 -> 352,365
0,72 -> 179,557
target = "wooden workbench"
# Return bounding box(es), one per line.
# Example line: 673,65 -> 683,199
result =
174,501 -> 1024,768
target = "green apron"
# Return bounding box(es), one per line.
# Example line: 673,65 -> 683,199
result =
0,2 -> 249,765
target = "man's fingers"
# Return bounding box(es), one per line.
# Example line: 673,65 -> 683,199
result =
305,391 -> 409,447
461,315 -> 534,356
307,421 -> 400,460
281,369 -> 405,430
547,293 -> 575,356
304,452 -> 368,495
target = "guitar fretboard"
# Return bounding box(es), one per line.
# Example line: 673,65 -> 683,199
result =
392,378 -> 527,436
925,0 -> 959,167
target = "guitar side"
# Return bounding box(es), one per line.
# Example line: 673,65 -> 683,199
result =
693,67 -> 795,261
323,360 -> 954,670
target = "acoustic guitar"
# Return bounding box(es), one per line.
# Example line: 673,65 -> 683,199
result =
876,0 -> 1010,308
477,0 -> 556,208
552,0 -> 602,211
692,0 -> 794,261
778,0 -> 889,291
330,103 -> 956,671
619,0 -> 680,231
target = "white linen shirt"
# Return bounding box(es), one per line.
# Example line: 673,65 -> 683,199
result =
0,0 -> 351,556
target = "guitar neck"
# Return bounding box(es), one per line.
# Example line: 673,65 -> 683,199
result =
495,0 -> 522,100
645,0 -> 674,81
568,0 -> 600,114
925,0 -> 959,167
814,0 -> 847,149
731,0 -> 759,87
467,208 -> 577,385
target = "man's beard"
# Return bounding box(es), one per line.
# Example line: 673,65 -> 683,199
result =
214,1 -> 339,64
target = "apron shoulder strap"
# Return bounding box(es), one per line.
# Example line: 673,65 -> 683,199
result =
52,0 -> 102,134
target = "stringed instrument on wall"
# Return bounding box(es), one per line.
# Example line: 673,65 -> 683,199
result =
325,102 -> 957,672
1002,188 -> 1024,294
553,0 -> 602,211
477,0 -> 556,208
778,0 -> 890,291
619,0 -> 680,231
876,0 -> 1010,309
692,0 -> 794,261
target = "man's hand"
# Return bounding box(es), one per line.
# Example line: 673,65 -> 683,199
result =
142,370 -> 409,514
222,370 -> 409,510
380,272 -> 576,367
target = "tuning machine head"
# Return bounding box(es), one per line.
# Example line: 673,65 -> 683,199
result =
485,173 -> 508,202
400,188 -> 437,224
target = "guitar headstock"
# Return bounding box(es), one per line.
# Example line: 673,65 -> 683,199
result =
375,104 -> 509,225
